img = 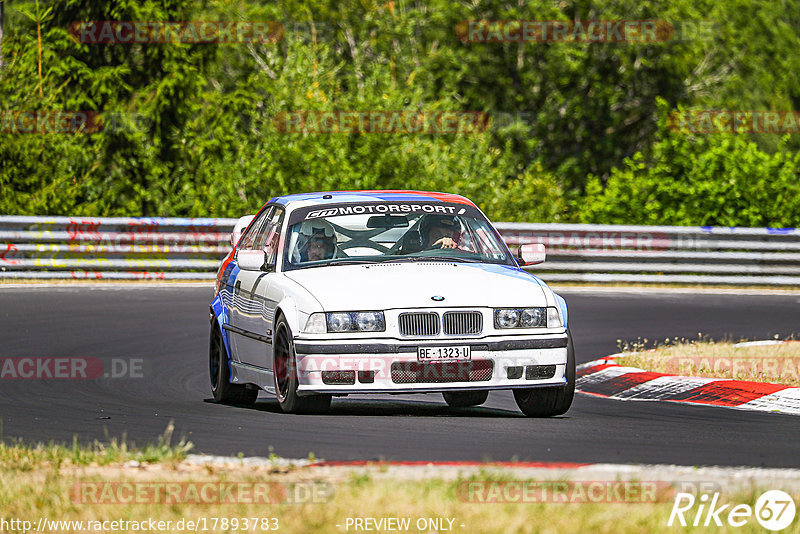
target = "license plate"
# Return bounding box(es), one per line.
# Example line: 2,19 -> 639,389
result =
417,346 -> 471,361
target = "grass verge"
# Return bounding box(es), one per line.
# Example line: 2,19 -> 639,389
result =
0,422 -> 192,470
615,338 -> 800,386
0,438 -> 798,533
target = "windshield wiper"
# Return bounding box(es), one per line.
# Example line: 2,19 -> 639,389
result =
381,256 -> 483,264
322,259 -> 375,266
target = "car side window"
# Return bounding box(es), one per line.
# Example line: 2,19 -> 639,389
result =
256,208 -> 285,268
238,207 -> 274,251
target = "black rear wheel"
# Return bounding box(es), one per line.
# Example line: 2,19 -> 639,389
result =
273,315 -> 331,414
209,321 -> 258,405
442,390 -> 489,408
513,329 -> 575,417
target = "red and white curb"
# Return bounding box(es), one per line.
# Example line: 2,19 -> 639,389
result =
576,343 -> 800,415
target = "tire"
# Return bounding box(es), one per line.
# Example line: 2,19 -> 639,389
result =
209,321 -> 259,405
442,390 -> 489,408
273,315 -> 331,414
513,329 -> 575,417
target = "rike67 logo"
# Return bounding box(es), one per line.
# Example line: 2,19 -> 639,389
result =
668,490 -> 796,531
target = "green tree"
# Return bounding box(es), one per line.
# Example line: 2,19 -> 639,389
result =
578,103 -> 800,226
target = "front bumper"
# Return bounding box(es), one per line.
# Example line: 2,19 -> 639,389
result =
293,333 -> 569,395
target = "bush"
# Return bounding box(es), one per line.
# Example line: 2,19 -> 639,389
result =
577,103 -> 800,227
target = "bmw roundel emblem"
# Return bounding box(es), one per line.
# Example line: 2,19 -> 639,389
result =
431,295 -> 445,301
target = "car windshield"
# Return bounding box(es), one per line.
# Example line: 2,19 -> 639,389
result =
283,201 -> 515,270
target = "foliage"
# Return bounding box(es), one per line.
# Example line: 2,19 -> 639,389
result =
578,101 -> 800,226
0,0 -> 798,226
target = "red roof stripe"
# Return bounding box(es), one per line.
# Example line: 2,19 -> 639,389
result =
342,190 -> 477,206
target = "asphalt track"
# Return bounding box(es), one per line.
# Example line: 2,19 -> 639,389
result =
1,286 -> 799,467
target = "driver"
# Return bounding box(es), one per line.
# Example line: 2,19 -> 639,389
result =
296,219 -> 337,261
421,215 -> 462,250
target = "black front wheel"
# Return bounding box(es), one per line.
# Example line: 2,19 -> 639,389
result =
273,315 -> 331,414
513,329 -> 575,417
209,321 -> 258,405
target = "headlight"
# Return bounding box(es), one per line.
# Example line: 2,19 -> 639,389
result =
494,307 -> 559,329
495,309 -> 521,329
547,307 -> 562,328
302,313 -> 327,333
354,311 -> 384,332
315,311 -> 385,333
326,312 -> 354,332
520,308 -> 546,327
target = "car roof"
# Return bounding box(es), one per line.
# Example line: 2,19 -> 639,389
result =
266,190 -> 477,209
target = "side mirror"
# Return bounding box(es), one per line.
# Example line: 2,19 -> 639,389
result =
237,249 -> 266,271
230,215 -> 256,247
518,243 -> 546,265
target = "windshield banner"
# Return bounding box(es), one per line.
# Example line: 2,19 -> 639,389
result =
289,202 -> 483,225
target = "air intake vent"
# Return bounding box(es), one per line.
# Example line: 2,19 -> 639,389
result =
399,312 -> 439,336
526,365 -> 556,380
443,311 -> 482,335
391,360 -> 493,383
322,371 -> 356,385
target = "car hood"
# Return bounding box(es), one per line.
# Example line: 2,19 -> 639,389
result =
284,262 -> 547,310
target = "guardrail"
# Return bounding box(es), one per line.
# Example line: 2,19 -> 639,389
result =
0,216 -> 235,280
497,222 -> 800,285
2,216 -> 800,285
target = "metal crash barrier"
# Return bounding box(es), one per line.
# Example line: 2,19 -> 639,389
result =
497,222 -> 800,285
0,216 -> 235,280
2,216 -> 800,285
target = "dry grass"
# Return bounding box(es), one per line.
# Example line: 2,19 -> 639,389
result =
615,339 -> 800,386
1,450 -> 798,534
0,423 -> 193,470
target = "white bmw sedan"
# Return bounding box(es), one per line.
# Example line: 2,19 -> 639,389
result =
209,190 -> 574,416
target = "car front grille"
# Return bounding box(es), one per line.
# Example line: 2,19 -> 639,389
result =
390,360 -> 494,384
442,311 -> 482,335
398,312 -> 439,336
